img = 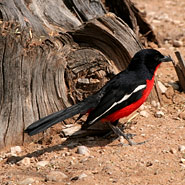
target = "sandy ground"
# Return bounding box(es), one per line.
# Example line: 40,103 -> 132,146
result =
0,0 -> 185,184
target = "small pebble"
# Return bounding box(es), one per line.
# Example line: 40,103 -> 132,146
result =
140,110 -> 149,118
10,146 -> 22,155
18,178 -> 35,185
118,136 -> 125,143
155,111 -> 164,118
46,171 -> 68,182
173,40 -> 183,47
76,146 -> 89,155
139,104 -> 146,110
78,173 -> 87,180
179,145 -> 185,153
151,100 -> 157,107
18,157 -> 31,166
180,158 -> 185,163
36,161 -> 49,167
70,160 -> 75,165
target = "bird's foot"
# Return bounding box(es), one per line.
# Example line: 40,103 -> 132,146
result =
107,122 -> 147,146
103,130 -> 136,139
118,136 -> 148,146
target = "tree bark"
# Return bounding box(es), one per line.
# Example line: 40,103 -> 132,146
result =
104,0 -> 159,46
0,0 -> 156,148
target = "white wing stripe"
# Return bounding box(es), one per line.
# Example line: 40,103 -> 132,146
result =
89,84 -> 146,124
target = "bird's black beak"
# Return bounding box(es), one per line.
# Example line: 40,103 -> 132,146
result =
160,55 -> 173,62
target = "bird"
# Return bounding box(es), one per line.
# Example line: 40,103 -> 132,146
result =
25,49 -> 172,145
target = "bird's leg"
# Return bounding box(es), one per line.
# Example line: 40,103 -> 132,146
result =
107,122 -> 146,146
103,121 -> 135,139
102,120 -> 117,138
119,124 -> 136,139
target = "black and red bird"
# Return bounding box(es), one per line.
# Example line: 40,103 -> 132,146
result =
25,49 -> 172,145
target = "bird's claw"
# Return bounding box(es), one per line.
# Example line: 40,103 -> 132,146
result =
125,133 -> 136,139
118,138 -> 148,146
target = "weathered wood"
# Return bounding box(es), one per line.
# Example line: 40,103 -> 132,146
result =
70,14 -> 143,71
65,0 -> 107,21
174,51 -> 185,92
105,0 -> 138,33
175,51 -> 185,77
61,124 -> 82,137
0,0 -> 161,148
105,0 -> 159,45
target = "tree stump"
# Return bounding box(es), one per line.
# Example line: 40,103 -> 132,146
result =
0,0 -> 158,148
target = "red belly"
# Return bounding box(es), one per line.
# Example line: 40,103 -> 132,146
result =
102,77 -> 155,123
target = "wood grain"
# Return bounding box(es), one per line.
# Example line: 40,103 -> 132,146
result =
0,0 -> 158,148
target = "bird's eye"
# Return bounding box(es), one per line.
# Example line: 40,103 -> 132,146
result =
154,54 -> 162,61
154,56 -> 159,61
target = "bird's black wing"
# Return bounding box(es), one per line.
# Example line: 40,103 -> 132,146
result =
82,71 -> 147,128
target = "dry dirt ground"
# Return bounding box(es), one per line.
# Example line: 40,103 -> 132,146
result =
0,0 -> 185,184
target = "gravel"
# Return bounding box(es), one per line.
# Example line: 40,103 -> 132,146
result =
76,146 -> 90,155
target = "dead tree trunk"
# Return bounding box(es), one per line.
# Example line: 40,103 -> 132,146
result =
0,0 -> 156,148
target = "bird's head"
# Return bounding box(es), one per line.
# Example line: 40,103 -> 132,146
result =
128,49 -> 172,74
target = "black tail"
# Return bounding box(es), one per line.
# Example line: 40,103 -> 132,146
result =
25,96 -> 97,136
